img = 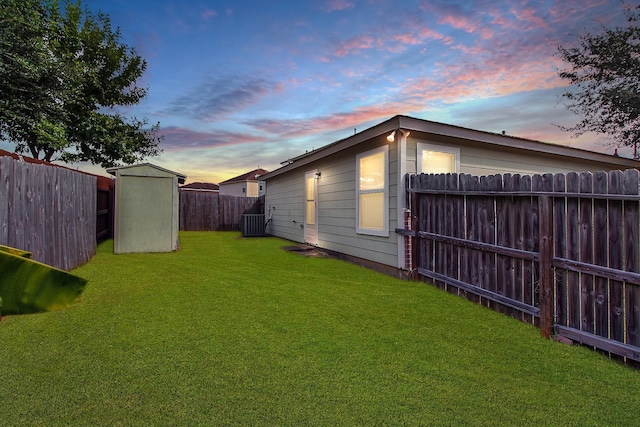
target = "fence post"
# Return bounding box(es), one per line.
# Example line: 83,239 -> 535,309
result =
539,194 -> 554,338
411,183 -> 420,280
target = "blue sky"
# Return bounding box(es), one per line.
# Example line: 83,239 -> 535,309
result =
4,0 -> 633,183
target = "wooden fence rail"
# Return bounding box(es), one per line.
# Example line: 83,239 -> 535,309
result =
179,191 -> 260,231
403,170 -> 640,362
0,156 -> 96,271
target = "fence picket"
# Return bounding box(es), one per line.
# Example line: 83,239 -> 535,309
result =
579,172 -> 595,334
593,171 -> 609,338
553,173 -> 567,327
608,170 -> 625,342
457,175 -> 470,296
566,172 -> 581,330
623,169 -> 640,347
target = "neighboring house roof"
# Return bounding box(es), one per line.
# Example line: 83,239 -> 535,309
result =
180,182 -> 219,191
260,115 -> 639,180
219,168 -> 269,185
106,163 -> 187,184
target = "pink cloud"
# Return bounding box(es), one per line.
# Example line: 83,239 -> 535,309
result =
323,0 -> 355,12
439,14 -> 477,32
201,8 -> 217,20
394,33 -> 421,45
160,127 -> 268,151
399,51 -> 566,108
334,35 -> 375,56
245,102 -> 416,139
418,27 -> 455,45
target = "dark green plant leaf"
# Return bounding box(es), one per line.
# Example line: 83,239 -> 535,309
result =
0,248 -> 87,315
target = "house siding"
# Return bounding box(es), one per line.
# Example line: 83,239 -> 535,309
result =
266,137 -> 399,267
265,172 -> 305,243
409,137 -> 629,176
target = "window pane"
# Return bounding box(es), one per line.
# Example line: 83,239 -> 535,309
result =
359,151 -> 385,190
359,192 -> 384,230
421,150 -> 455,174
306,201 -> 315,224
306,176 -> 315,200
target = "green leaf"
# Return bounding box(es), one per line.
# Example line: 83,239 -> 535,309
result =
0,246 -> 87,315
0,244 -> 32,258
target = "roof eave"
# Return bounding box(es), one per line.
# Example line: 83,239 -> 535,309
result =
261,115 -> 640,180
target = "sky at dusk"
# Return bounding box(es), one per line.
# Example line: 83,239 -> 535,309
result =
3,0 -> 635,183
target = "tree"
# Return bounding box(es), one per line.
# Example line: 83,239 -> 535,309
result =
0,0 -> 162,167
557,3 -> 640,157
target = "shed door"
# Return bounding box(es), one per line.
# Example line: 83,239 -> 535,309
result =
304,171 -> 318,245
115,176 -> 174,253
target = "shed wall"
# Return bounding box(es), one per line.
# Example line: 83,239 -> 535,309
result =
114,174 -> 179,254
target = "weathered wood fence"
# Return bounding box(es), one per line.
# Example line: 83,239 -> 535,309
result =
0,156 -> 96,271
402,170 -> 640,362
179,190 -> 260,231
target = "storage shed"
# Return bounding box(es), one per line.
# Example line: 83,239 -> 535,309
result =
107,163 -> 186,254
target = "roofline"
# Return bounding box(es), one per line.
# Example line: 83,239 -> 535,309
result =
219,177 -> 264,184
218,168 -> 269,185
106,163 -> 187,184
260,115 -> 640,180
260,116 -> 398,180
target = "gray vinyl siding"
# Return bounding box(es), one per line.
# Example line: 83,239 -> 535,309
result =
264,172 -> 305,243
265,139 -> 399,267
409,137 -> 628,176
458,145 -> 618,175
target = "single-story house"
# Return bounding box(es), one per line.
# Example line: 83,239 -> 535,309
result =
218,168 -> 268,197
260,115 -> 640,274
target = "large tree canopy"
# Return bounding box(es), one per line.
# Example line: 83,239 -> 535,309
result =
0,0 -> 162,167
557,3 -> 640,156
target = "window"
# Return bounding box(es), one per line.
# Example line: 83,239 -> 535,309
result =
305,174 -> 315,225
356,145 -> 388,236
417,143 -> 459,174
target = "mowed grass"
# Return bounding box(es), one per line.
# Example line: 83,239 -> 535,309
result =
1,232 -> 639,426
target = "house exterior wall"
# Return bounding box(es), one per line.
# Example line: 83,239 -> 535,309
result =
219,182 -> 245,196
219,180 -> 263,196
407,136 -> 628,176
264,116 -> 640,273
266,136 -> 400,267
246,181 -> 259,197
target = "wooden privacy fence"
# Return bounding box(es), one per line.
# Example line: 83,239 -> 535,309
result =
0,156 -> 96,271
179,190 -> 260,231
402,170 -> 640,362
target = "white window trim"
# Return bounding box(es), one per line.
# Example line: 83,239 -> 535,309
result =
417,142 -> 460,174
356,145 -> 389,236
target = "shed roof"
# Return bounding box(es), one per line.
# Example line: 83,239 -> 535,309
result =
106,163 -> 186,184
219,168 -> 269,185
260,115 -> 640,180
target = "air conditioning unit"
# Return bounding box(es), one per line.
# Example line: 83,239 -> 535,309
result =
241,214 -> 266,237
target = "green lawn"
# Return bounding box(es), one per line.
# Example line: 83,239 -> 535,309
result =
1,232 -> 639,426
